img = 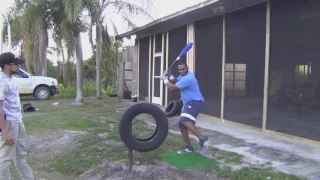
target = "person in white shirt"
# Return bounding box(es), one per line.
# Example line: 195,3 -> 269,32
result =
0,52 -> 34,180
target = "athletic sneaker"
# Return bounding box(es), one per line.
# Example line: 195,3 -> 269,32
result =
177,144 -> 194,154
199,136 -> 209,154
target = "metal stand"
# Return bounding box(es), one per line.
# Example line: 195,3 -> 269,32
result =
127,148 -> 133,173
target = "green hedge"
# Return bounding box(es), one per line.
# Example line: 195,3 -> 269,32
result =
58,82 -> 117,98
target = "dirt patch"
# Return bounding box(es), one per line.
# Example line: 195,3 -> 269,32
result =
6,130 -> 91,180
23,115 -> 224,180
25,126 -> 224,180
16,97 -> 305,180
24,126 -> 224,180
26,130 -> 89,156
80,160 -> 226,180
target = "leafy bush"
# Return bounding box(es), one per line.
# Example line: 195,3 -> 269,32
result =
83,82 -> 97,97
58,82 -> 117,98
58,84 -> 76,98
103,85 -> 117,95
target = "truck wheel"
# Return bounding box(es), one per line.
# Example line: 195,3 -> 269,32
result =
119,102 -> 169,152
34,86 -> 51,100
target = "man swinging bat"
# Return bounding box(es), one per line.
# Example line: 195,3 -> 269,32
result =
161,61 -> 209,154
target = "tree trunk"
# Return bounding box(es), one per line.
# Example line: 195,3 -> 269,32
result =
19,40 -> 28,71
96,14 -> 103,99
59,42 -> 68,85
32,39 -> 40,75
89,21 -> 95,56
65,54 -> 71,85
74,32 -> 84,104
22,41 -> 31,72
39,27 -> 47,76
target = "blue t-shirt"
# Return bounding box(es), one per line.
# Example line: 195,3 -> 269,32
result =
176,71 -> 205,105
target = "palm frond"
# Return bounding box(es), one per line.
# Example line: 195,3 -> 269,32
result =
107,0 -> 153,32
111,0 -> 153,21
110,19 -> 118,36
121,15 -> 137,30
21,3 -> 39,42
14,0 -> 30,11
83,0 -> 99,20
62,0 -> 83,24
60,19 -> 76,54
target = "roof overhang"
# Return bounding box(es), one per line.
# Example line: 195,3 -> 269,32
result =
115,0 -> 267,40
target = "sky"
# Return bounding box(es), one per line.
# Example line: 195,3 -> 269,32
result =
0,0 -> 207,66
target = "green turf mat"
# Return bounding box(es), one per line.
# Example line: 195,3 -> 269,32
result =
158,152 -> 219,169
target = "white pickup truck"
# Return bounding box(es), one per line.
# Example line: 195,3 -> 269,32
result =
1,68 -> 60,100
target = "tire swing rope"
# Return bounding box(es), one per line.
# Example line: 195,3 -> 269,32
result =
118,102 -> 169,173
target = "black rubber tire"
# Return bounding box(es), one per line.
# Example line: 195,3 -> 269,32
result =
34,86 -> 51,100
165,100 -> 179,117
134,125 -> 158,142
108,94 -> 118,97
119,102 -> 169,152
176,99 -> 183,115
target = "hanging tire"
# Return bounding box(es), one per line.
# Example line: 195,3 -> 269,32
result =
165,100 -> 179,117
119,102 -> 169,152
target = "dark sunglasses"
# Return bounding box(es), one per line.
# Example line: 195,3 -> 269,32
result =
8,63 -> 19,66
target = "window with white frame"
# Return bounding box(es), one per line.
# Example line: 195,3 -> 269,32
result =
294,63 -> 311,86
225,63 -> 246,97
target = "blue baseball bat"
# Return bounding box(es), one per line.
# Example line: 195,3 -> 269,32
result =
168,42 -> 193,70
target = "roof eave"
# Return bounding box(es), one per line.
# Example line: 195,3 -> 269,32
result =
115,0 -> 220,40
115,0 -> 268,40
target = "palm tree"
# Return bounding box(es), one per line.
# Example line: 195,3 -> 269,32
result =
4,6 -> 31,72
90,0 -> 154,99
11,0 -> 89,104
51,0 -> 79,86
5,0 -> 50,75
20,0 -> 52,76
61,0 -> 90,104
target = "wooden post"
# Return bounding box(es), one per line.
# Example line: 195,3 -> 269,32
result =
127,148 -> 133,173
0,21 -> 2,53
116,41 -> 124,99
129,46 -> 138,97
151,35 -> 156,103
115,40 -> 119,96
122,61 -> 126,98
221,14 -> 226,123
187,24 -> 195,73
127,125 -> 133,173
137,40 -> 140,100
161,32 -> 165,106
165,31 -> 169,107
262,0 -> 271,131
148,36 -> 152,102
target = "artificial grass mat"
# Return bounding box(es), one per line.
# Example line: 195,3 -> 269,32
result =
159,152 -> 219,169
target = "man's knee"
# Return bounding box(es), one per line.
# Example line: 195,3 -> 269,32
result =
178,117 -> 195,128
0,161 -> 11,180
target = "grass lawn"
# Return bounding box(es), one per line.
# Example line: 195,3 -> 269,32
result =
8,97 -> 305,180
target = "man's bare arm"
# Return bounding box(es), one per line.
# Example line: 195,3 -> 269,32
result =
165,81 -> 180,92
169,77 -> 177,84
0,84 -> 8,133
0,101 -> 8,133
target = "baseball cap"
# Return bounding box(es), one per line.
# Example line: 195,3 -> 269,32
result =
0,52 -> 25,67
